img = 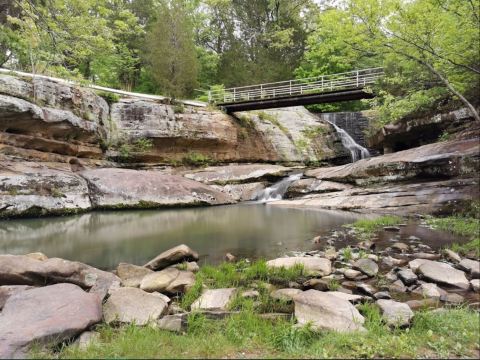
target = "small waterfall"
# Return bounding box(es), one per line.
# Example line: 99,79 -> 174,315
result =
255,173 -> 302,202
325,119 -> 370,162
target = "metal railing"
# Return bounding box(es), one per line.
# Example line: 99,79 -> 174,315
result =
208,67 -> 384,104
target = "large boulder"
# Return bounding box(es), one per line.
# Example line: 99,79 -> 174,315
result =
80,168 -> 234,209
266,257 -> 332,276
103,287 -> 168,325
116,263 -> 153,288
0,285 -> 33,310
294,290 -> 365,332
376,300 -> 414,327
191,288 -> 237,311
0,283 -> 102,358
140,268 -> 195,294
417,260 -> 470,289
0,255 -> 120,298
144,244 -> 199,271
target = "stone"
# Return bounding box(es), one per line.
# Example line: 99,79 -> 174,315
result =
241,290 -> 260,299
271,288 -> 303,302
266,257 -> 332,276
103,287 -> 168,325
470,279 -> 480,292
374,291 -> 391,300
324,247 -> 337,261
408,258 -> 429,272
376,299 -> 414,327
353,258 -> 378,277
389,280 -> 407,293
406,298 -> 438,310
412,283 -> 445,299
356,283 -> 377,296
385,270 -> 398,282
327,291 -> 365,304
384,226 -> 400,231
117,263 -> 153,288
303,278 -> 329,291
382,256 -> 406,267
156,314 -> 188,332
0,283 -> 102,358
344,269 -> 363,280
25,252 -> 48,261
0,285 -> 33,310
225,253 -> 237,262
144,244 -> 199,271
417,260 -> 470,289
367,254 -> 379,262
172,262 -> 200,273
397,269 -> 418,286
458,258 -> 480,278
391,242 -> 409,251
444,249 -> 461,263
74,331 -> 100,351
294,290 -> 365,332
412,252 -> 441,260
191,288 -> 237,311
440,292 -> 465,305
140,268 -> 195,294
167,303 -> 185,315
0,255 -> 120,299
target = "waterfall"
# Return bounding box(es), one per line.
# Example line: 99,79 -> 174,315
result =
325,119 -> 370,162
255,173 -> 303,202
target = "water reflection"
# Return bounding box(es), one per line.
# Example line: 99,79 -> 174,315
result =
0,204 -> 369,269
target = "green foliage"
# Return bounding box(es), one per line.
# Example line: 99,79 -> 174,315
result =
173,103 -> 186,114
118,137 -> 153,160
96,91 -> 120,105
438,130 -> 451,142
181,152 -> 212,167
302,126 -> 327,140
256,111 -> 289,135
294,139 -> 310,154
350,215 -> 403,239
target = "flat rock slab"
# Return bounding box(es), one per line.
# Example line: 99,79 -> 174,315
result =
270,288 -> 303,302
327,291 -> 365,304
0,285 -> 34,310
377,299 -> 414,327
103,287 -> 168,325
397,269 -> 418,286
417,260 -> 470,289
412,283 -> 445,299
0,255 -> 120,299
144,244 -> 199,271
191,288 -> 237,311
117,263 -> 153,287
458,258 -> 480,278
0,283 -> 102,358
266,257 -> 331,276
353,258 -> 378,277
140,268 -> 195,294
294,289 -> 365,332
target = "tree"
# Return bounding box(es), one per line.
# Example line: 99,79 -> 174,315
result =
145,0 -> 198,98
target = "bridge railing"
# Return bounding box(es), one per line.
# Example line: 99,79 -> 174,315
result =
208,67 -> 384,104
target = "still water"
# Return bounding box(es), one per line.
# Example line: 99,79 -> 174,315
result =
0,204 -> 369,269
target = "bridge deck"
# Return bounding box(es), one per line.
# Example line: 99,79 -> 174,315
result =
209,67 -> 383,113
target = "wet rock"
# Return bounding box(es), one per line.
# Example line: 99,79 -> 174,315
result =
327,291 -> 365,304
444,249 -> 461,263
103,287 -> 168,325
0,285 -> 34,310
191,288 -> 237,311
440,293 -> 465,305
417,260 -> 470,289
0,283 -> 102,358
344,269 -> 363,280
294,290 -> 365,332
389,280 -> 407,293
470,279 -> 480,292
266,257 -> 332,276
144,244 -> 199,271
356,283 -> 377,296
412,252 -> 441,260
397,269 -> 418,286
391,242 -> 409,251
352,258 -> 378,277
374,291 -> 391,300
271,288 -> 303,302
225,253 -> 237,263
117,263 -> 153,288
376,299 -> 414,327
406,298 -> 438,310
412,283 -> 445,299
458,258 -> 480,278
74,331 -> 100,350
140,268 -> 195,294
384,226 -> 400,232
156,314 -> 188,332
0,255 -> 120,299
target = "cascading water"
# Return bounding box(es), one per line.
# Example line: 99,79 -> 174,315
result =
255,173 -> 302,202
326,120 -> 370,162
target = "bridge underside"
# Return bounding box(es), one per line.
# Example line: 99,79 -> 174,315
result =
218,88 -> 375,113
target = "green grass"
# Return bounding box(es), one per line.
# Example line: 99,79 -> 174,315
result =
33,307 -> 480,359
349,215 -> 403,240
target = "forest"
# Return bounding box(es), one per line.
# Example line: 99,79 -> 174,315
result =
0,0 -> 479,125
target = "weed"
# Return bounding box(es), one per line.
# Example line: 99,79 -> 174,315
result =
327,278 -> 340,291
351,215 -> 403,239
438,130 -> 450,142
342,246 -> 353,261
294,139 -> 310,154
182,152 -> 212,167
97,91 -> 120,105
7,188 -> 18,196
173,103 -> 186,114
302,126 -> 326,139
50,188 -> 65,198
256,111 -> 289,135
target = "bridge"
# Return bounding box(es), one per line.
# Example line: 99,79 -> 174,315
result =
208,67 -> 384,113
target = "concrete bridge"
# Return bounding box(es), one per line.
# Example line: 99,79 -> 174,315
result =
209,67 -> 384,113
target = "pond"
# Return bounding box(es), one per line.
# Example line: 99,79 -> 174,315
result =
0,204 -> 371,270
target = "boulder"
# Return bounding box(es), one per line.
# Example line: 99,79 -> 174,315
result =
412,283 -> 445,299
440,292 -> 465,305
74,331 -> 100,351
0,255 -> 120,299
270,288 -> 303,302
294,290 -> 365,332
408,258 -> 430,272
302,278 -> 329,291
327,291 -> 365,304
389,280 -> 407,293
444,249 -> 461,263
376,299 -> 414,327
373,291 -> 391,300
25,252 -> 48,261
397,269 -> 418,286
391,242 -> 409,251
191,288 -> 237,311
458,258 -> 480,278
417,260 -> 470,289
352,258 -> 378,277
117,263 -> 153,288
144,244 -> 199,271
0,285 -> 34,310
470,279 -> 480,292
0,283 -> 102,358
266,257 -> 332,276
344,269 -> 363,280
156,314 -> 188,332
81,168 -> 234,209
356,283 -> 377,296
406,298 -> 438,310
103,287 -> 168,325
140,268 -> 195,294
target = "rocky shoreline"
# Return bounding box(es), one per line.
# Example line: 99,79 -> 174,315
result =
1,222 -> 479,358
